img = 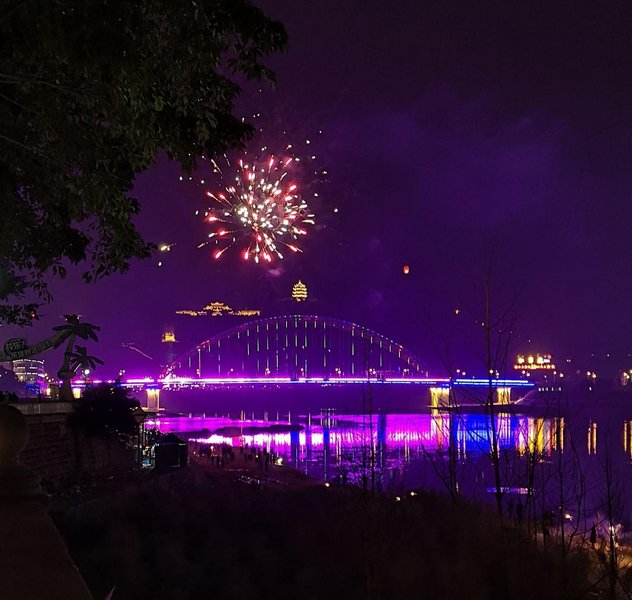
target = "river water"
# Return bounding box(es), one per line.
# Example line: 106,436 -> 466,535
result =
147,386 -> 632,537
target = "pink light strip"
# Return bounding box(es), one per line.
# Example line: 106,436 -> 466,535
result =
155,376 -> 451,386
66,375 -> 531,388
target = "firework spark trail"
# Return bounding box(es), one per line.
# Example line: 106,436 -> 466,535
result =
200,149 -> 316,264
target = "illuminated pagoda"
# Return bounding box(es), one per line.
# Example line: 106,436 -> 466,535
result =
161,329 -> 177,343
292,280 -> 308,302
162,328 -> 177,364
204,302 -> 232,317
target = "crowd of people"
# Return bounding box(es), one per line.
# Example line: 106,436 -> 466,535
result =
188,440 -> 278,472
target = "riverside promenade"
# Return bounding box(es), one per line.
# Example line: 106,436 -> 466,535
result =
51,438 -> 318,525
187,440 -> 319,490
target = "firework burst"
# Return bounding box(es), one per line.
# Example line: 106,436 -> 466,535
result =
198,143 -> 317,264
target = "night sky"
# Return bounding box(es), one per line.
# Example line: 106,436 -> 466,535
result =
5,1 -> 632,379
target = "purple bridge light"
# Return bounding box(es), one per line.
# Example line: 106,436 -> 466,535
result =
69,316 -> 534,402
148,315 -> 533,391
122,376 -> 534,389
161,315 -> 429,381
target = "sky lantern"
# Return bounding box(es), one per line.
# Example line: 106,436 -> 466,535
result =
402,264 -> 410,275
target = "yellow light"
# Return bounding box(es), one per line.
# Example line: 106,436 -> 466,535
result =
430,387 -> 449,408
496,387 -> 511,405
204,302 -> 232,316
514,353 -> 556,371
292,280 -> 308,302
162,330 -> 176,343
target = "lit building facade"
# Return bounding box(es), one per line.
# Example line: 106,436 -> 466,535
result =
162,328 -> 177,364
292,280 -> 308,302
513,353 -> 563,386
514,354 -> 556,371
162,329 -> 177,343
175,301 -> 260,318
12,358 -> 47,392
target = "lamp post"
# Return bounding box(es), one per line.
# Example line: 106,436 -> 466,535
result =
132,407 -> 148,469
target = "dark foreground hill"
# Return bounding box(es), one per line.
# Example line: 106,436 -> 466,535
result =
60,466 -> 593,600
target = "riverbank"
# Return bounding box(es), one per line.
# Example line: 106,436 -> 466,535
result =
188,440 -> 319,490
50,443 -> 317,527
55,459 -> 596,600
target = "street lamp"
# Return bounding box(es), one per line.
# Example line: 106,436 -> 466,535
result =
132,407 -> 148,469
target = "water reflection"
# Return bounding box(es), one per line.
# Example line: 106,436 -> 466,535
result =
588,420 -> 598,455
148,411 -> 575,486
625,421 -> 632,459
148,406 -> 632,531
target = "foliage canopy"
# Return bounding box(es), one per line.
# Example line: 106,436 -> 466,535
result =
71,383 -> 141,437
0,0 -> 286,324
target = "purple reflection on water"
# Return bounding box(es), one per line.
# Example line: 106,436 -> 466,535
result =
147,413 -> 558,452
147,403 -> 632,534
147,412 -> 563,491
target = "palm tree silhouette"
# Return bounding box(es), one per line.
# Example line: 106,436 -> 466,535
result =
69,345 -> 104,377
53,315 -> 101,401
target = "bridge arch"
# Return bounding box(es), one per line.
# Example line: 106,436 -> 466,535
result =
163,315 -> 427,379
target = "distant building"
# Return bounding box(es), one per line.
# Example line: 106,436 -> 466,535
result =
12,358 -> 47,393
514,353 -> 556,371
513,353 -> 562,384
162,328 -> 177,364
175,301 -> 260,318
292,280 -> 308,302
162,329 -> 177,343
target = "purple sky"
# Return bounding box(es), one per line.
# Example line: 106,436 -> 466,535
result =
4,1 -> 632,379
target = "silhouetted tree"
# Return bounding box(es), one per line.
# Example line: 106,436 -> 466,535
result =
71,383 -> 141,438
0,0 -> 286,323
53,315 -> 100,401
0,391 -> 18,403
68,345 -> 104,377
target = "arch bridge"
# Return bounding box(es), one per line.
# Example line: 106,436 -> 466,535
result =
163,315 -> 428,380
